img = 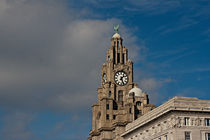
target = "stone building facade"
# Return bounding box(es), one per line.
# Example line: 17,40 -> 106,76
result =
121,96 -> 210,140
88,31 -> 155,140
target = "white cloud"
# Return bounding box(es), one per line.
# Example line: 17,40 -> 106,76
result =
0,0 -> 141,112
139,78 -> 172,103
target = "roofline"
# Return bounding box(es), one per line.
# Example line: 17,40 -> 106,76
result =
121,96 -> 210,137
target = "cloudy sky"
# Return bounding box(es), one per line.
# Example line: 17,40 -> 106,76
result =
0,0 -> 210,139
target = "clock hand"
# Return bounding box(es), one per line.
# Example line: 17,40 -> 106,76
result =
120,76 -> 123,82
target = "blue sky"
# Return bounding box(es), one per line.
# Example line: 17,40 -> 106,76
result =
0,0 -> 209,140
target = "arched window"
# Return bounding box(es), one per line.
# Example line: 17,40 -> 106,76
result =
136,101 -> 141,106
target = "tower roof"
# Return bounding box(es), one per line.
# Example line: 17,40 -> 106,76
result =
128,87 -> 143,97
112,32 -> 121,39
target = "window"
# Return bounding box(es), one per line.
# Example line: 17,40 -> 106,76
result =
96,112 -> 101,120
108,55 -> 111,61
184,117 -> 190,126
113,47 -> 115,64
165,135 -> 168,140
129,108 -> 132,114
122,53 -> 124,64
113,115 -> 116,120
136,101 -> 141,106
117,53 -> 120,63
185,131 -> 191,140
205,133 -> 210,140
106,114 -> 109,120
108,91 -> 111,97
206,119 -> 210,126
106,104 -> 109,110
118,90 -> 123,102
113,101 -> 118,110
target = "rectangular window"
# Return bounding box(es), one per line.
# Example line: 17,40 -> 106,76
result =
185,131 -> 190,140
108,55 -> 111,61
122,53 -> 124,64
106,104 -> 109,110
113,115 -> 116,120
118,90 -> 123,102
206,119 -> 210,126
113,101 -> 118,110
205,133 -> 210,140
113,48 -> 115,64
108,91 -> 112,97
129,108 -> 132,114
184,117 -> 190,126
117,53 -> 120,63
106,114 -> 109,120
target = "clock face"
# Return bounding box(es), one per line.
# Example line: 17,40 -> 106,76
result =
102,74 -> 107,87
114,71 -> 128,86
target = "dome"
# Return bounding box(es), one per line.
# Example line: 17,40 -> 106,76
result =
128,87 -> 143,97
112,33 -> 121,39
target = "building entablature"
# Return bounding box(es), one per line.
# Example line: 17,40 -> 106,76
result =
122,96 -> 210,137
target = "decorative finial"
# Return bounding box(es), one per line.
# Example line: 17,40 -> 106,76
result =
114,24 -> 119,33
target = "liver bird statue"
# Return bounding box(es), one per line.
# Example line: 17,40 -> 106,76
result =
114,24 -> 119,33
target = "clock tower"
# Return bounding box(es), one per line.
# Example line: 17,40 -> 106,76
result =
89,26 -> 155,140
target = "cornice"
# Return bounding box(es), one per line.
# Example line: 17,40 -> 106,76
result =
121,96 -> 210,137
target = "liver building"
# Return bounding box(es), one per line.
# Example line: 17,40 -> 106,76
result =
88,26 -> 155,140
89,26 -> 210,140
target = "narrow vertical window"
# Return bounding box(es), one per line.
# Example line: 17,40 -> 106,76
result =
205,118 -> 210,126
118,90 -> 123,102
108,55 -> 111,61
117,53 -> 120,63
165,135 -> 167,140
205,133 -> 210,140
122,53 -> 124,64
129,108 -> 132,114
113,115 -> 116,120
113,46 -> 115,64
96,112 -> 101,120
108,91 -> 111,97
106,104 -> 109,110
185,131 -> 190,140
113,101 -> 118,110
106,114 -> 109,120
184,117 -> 190,126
